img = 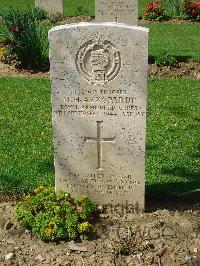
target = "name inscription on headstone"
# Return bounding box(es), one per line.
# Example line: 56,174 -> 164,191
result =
95,0 -> 138,24
49,23 -> 148,210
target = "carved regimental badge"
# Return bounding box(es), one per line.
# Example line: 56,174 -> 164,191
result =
76,38 -> 121,85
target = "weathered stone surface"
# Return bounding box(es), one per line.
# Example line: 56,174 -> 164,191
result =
35,0 -> 63,16
49,22 -> 148,211
95,0 -> 138,25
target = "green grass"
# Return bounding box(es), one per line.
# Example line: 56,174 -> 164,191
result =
0,0 -> 96,17
0,0 -> 156,17
63,0 -> 150,17
146,24 -> 200,60
0,0 -> 34,16
0,0 -> 195,17
0,78 -> 54,196
146,78 -> 200,196
0,77 -> 199,198
1,3 -> 200,60
63,0 -> 95,17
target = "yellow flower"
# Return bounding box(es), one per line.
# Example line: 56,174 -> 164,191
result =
0,48 -> 5,61
78,195 -> 88,201
78,222 -> 92,233
44,228 -> 54,237
49,220 -> 54,227
34,185 -> 44,194
25,195 -> 31,200
54,206 -> 60,212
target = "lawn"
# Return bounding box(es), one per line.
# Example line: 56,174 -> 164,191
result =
146,24 -> 200,60
0,0 -> 150,17
0,78 -> 53,196
0,0 -> 34,16
0,77 -> 199,198
0,2 -> 200,60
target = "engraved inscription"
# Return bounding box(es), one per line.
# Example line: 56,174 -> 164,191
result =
76,38 -> 121,85
49,22 -> 148,210
96,0 -> 137,24
63,173 -> 141,196
84,121 -> 115,170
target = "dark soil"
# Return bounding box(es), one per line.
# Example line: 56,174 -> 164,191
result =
149,61 -> 200,79
138,18 -> 200,25
1,59 -> 199,79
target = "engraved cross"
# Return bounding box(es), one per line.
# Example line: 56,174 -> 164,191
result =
85,121 -> 115,170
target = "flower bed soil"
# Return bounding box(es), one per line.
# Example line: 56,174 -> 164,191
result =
0,59 -> 200,79
0,202 -> 200,266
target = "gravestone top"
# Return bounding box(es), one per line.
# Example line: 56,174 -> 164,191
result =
49,22 -> 148,214
35,0 -> 63,16
95,0 -> 138,25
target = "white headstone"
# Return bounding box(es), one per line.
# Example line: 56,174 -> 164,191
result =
49,22 -> 148,212
35,0 -> 63,16
95,0 -> 138,25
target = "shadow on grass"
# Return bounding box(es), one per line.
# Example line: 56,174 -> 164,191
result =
162,166 -> 199,180
146,169 -> 200,212
0,174 -> 24,202
0,174 -> 24,190
38,157 -> 54,174
191,143 -> 200,158
148,55 -> 193,64
146,186 -> 200,212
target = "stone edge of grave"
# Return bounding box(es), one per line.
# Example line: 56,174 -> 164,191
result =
48,22 -> 149,34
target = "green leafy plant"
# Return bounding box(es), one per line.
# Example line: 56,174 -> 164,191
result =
116,241 -> 130,256
183,0 -> 200,21
0,45 -> 13,63
155,50 -> 177,67
163,0 -> 183,17
15,186 -> 97,241
144,1 -> 167,21
30,7 -> 48,21
0,8 -> 49,69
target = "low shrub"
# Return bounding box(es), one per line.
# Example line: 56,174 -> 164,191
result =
0,46 -> 13,63
0,8 -> 49,69
155,50 -> 177,67
30,7 -> 48,20
144,1 -> 167,21
183,0 -> 200,21
15,186 -> 97,241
